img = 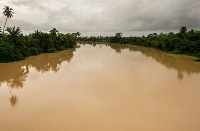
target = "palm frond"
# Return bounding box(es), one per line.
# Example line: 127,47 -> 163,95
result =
3,6 -> 14,18
6,26 -> 21,36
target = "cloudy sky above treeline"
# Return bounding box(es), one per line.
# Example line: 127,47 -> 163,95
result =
0,0 -> 200,36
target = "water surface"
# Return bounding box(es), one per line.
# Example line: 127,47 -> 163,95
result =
0,43 -> 200,131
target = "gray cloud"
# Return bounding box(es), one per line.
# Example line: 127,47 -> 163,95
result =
100,0 -> 200,31
9,0 -> 47,10
0,16 -> 39,30
0,0 -> 200,35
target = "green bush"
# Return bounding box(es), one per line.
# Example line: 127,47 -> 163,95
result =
29,47 -> 39,55
0,42 -> 23,62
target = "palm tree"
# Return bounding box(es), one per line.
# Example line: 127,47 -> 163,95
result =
49,28 -> 59,36
179,26 -> 187,34
2,6 -> 14,34
6,26 -> 21,36
112,32 -> 122,43
6,26 -> 22,47
77,32 -> 81,37
72,32 -> 81,38
116,32 -> 123,38
32,30 -> 42,38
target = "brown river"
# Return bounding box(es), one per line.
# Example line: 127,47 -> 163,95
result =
0,43 -> 200,131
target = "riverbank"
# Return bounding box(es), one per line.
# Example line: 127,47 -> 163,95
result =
1,43 -> 200,131
0,28 -> 76,63
77,27 -> 200,61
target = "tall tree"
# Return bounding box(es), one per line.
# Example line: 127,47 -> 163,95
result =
115,32 -> 123,43
6,26 -> 22,47
3,6 -> 14,34
179,26 -> 187,34
49,28 -> 59,37
72,32 -> 81,38
115,32 -> 123,38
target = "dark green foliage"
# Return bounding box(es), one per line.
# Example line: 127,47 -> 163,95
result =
179,26 -> 187,34
109,32 -> 123,43
119,37 -> 130,44
72,32 -> 81,38
0,27 -> 76,63
0,41 -> 23,62
6,27 -> 22,48
29,47 -> 40,55
78,27 -> 200,59
0,6 -> 76,63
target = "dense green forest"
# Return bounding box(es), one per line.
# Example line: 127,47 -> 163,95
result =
0,6 -> 76,62
0,28 -> 76,62
78,27 -> 200,60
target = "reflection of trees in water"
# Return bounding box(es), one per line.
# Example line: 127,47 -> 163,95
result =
0,47 -> 77,107
178,71 -> 184,80
28,48 -> 76,73
29,54 -> 62,73
0,48 -> 76,88
10,95 -> 18,107
82,42 -> 200,80
126,45 -> 200,79
108,43 -> 124,53
7,83 -> 19,107
80,42 -> 97,47
127,44 -> 200,80
0,63 -> 27,88
1,43 -> 200,106
8,67 -> 28,89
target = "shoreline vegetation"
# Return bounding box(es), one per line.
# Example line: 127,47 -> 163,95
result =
0,28 -> 76,63
1,6 -> 200,62
77,27 -> 200,62
0,6 -> 76,63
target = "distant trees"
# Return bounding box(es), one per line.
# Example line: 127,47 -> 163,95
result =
78,27 -> 200,58
72,32 -> 81,38
109,32 -> 123,43
179,26 -> 187,34
1,5 -> 200,62
3,6 -> 14,34
49,28 -> 58,37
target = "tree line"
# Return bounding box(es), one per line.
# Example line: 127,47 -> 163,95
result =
0,6 -> 76,62
1,6 -> 200,62
78,27 -> 200,60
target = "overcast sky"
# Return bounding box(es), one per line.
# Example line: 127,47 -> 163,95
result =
0,0 -> 200,36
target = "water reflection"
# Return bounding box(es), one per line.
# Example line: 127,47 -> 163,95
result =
1,43 -> 200,107
9,95 -> 18,107
8,67 -> 28,89
126,45 -> 200,80
29,48 -> 76,73
0,48 -> 76,87
7,84 -> 19,108
0,47 -> 77,106
1,43 -> 200,130
2,43 -> 198,88
82,42 -> 200,80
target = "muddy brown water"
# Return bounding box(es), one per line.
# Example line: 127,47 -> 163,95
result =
0,43 -> 200,131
